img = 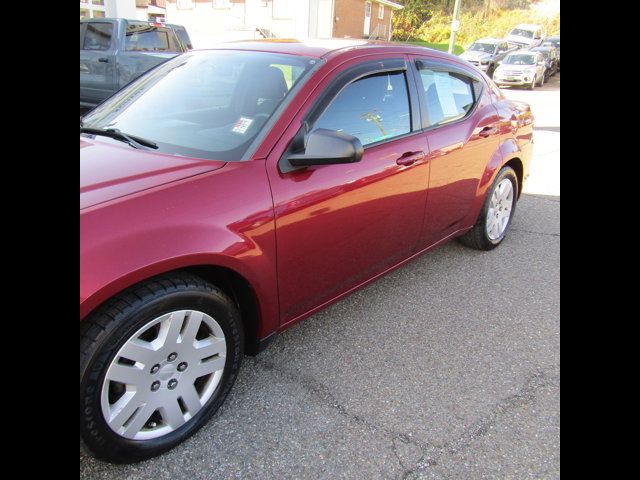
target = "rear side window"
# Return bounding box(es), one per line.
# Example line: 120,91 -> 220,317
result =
314,71 -> 411,146
174,28 -> 193,50
126,25 -> 175,52
416,67 -> 481,127
82,23 -> 113,51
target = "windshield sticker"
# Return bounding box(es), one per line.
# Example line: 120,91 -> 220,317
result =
232,117 -> 253,135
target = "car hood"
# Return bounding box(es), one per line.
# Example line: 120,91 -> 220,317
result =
505,35 -> 534,46
80,137 -> 226,210
459,50 -> 492,61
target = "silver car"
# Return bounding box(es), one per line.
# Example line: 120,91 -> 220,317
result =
458,38 -> 515,77
492,51 -> 546,89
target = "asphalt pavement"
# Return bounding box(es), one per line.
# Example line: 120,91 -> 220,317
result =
80,74 -> 560,480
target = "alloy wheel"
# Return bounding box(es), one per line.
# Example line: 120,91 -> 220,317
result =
486,179 -> 515,240
100,310 -> 227,440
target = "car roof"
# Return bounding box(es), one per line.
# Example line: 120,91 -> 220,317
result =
194,38 -> 457,61
471,38 -> 503,44
80,17 -> 187,28
512,23 -> 542,30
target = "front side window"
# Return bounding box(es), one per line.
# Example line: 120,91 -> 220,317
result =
82,22 -> 113,51
81,51 -> 318,161
417,67 -> 479,127
314,71 -> 411,146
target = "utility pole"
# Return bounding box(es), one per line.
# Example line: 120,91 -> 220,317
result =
448,0 -> 462,54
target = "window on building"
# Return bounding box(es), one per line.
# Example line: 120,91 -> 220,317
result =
378,4 -> 384,19
80,1 -> 106,19
315,71 -> 411,146
416,67 -> 481,127
213,0 -> 232,8
82,22 -> 113,51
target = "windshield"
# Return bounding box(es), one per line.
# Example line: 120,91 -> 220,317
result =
509,28 -> 534,39
468,42 -> 495,54
532,49 -> 549,59
81,50 -> 318,161
503,54 -> 536,65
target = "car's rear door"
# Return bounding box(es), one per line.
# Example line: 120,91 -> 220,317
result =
80,20 -> 117,105
410,56 -> 501,247
266,56 -> 431,324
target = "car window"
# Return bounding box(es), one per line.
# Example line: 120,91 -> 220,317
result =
314,71 -> 411,146
126,25 -> 175,52
81,51 -> 317,161
416,67 -> 479,127
509,28 -> 534,38
82,22 -> 113,51
174,27 -> 193,50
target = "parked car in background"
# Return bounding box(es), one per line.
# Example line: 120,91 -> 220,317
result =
493,50 -> 546,89
530,45 -> 558,79
543,35 -> 560,70
458,38 -> 515,77
80,18 -> 192,109
505,23 -> 546,48
80,39 -> 534,463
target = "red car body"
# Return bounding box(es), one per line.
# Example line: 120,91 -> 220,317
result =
80,40 -> 533,352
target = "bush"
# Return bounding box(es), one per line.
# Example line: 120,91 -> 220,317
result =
393,4 -> 560,50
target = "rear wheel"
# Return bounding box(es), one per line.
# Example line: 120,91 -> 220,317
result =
80,272 -> 244,463
458,166 -> 518,250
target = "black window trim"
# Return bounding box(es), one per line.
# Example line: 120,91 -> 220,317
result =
278,57 -> 424,173
412,58 -> 485,131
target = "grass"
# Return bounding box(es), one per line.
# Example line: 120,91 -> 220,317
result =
406,40 -> 465,55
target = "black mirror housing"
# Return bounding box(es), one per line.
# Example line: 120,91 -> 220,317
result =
287,128 -> 364,168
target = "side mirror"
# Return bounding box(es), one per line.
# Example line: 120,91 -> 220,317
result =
286,128 -> 363,168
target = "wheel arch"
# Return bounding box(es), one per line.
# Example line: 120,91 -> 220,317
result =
81,259 -> 270,356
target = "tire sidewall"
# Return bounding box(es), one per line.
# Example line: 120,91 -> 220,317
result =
479,167 -> 518,248
80,288 -> 243,463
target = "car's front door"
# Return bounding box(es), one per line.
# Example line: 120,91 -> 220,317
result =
267,58 -> 430,323
80,21 -> 117,104
410,56 -> 501,247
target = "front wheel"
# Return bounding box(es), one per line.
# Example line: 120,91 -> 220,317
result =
79,272 -> 244,463
458,166 -> 518,250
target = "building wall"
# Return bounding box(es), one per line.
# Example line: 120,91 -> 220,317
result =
165,0 -> 309,48
333,0 -> 392,39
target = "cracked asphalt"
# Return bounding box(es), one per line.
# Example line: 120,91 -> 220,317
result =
80,75 -> 559,479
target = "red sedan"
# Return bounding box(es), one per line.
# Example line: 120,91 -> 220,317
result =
80,39 -> 533,463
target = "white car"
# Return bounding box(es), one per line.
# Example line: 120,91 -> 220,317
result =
493,51 -> 546,89
505,23 -> 546,48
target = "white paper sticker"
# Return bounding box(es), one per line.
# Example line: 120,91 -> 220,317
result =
231,117 -> 254,135
433,72 -> 460,117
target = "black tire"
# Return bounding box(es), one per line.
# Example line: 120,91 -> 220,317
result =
80,272 -> 244,463
458,166 -> 518,251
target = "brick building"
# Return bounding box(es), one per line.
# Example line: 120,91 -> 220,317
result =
333,0 -> 403,40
